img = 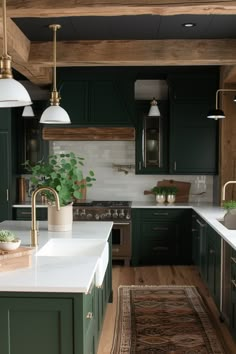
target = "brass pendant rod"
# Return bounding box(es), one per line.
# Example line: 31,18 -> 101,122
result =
2,0 -> 8,57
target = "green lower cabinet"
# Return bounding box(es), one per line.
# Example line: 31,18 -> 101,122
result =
204,225 -> 221,309
132,208 -> 192,266
13,207 -> 48,220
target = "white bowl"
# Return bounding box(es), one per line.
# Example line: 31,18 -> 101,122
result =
0,240 -> 21,251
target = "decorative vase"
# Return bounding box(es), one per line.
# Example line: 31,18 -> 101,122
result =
223,209 -> 236,230
156,194 -> 166,204
167,194 -> 176,204
48,203 -> 73,231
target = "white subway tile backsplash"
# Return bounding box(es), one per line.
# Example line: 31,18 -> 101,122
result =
50,141 -> 214,202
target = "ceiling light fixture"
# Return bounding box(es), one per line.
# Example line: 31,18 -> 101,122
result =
207,89 -> 236,120
40,24 -> 70,124
148,98 -> 160,117
0,0 -> 32,107
22,105 -> 35,117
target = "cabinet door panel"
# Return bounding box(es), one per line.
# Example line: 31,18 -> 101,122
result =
0,298 -> 73,354
0,131 -> 10,221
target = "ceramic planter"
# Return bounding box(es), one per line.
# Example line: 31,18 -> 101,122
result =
156,194 -> 166,204
167,194 -> 176,204
224,208 -> 236,230
48,203 -> 73,231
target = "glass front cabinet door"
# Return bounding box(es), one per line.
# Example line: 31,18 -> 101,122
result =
135,100 -> 168,174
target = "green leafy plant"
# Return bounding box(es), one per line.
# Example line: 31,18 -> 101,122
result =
223,200 -> 236,211
23,152 -> 96,207
151,186 -> 168,195
0,230 -> 19,242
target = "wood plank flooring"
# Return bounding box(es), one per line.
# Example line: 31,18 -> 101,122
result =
97,265 -> 236,354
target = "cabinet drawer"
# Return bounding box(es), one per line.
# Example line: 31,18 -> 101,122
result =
14,208 -> 47,221
141,222 -> 172,239
141,209 -> 185,221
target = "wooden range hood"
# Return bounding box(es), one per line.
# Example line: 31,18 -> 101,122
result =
42,127 -> 135,141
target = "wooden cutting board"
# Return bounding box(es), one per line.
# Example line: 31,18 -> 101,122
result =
0,247 -> 34,272
144,179 -> 191,202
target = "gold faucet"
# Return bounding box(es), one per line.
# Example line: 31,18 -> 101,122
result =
222,181 -> 236,204
31,186 -> 60,247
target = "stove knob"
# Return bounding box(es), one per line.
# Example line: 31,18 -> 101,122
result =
74,208 -> 79,216
100,213 -> 106,220
126,212 -> 131,220
119,209 -> 125,218
95,214 -> 100,220
106,209 -> 112,218
113,209 -> 118,218
86,213 -> 93,220
80,209 -> 86,217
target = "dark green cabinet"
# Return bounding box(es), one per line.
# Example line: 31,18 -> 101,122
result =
205,225 -> 221,309
0,110 -> 14,221
60,79 -> 134,126
13,207 -> 47,221
192,212 -> 200,267
132,208 -> 192,266
192,213 -> 207,280
230,248 -> 236,338
168,72 -> 218,175
135,100 -> 169,174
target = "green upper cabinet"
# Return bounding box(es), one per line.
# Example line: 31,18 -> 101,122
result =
59,79 -> 135,126
168,72 -> 219,175
135,100 -> 169,174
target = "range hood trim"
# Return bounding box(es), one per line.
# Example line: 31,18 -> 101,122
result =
42,127 -> 135,141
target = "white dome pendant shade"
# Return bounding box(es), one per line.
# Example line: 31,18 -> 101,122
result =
0,0 -> 32,107
148,98 -> 160,116
40,24 -> 70,124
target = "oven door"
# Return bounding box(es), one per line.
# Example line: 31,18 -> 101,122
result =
112,223 -> 131,259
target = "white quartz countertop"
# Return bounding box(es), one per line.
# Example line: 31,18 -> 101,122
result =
0,221 -> 113,293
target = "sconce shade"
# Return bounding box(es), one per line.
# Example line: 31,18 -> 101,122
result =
207,108 -> 225,120
234,96 -> 236,103
148,98 -> 160,116
40,105 -> 71,124
0,78 -> 32,108
22,105 -> 34,117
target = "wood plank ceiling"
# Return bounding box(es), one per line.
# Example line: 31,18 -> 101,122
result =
1,0 -> 236,85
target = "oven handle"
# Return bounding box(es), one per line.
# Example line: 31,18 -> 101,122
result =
113,222 -> 131,225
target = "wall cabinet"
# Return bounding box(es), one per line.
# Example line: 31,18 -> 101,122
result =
59,79 -> 135,126
16,101 -> 48,174
168,72 -> 219,175
132,208 -> 192,266
135,100 -> 169,174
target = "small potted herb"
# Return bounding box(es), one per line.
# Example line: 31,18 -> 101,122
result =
151,186 -> 168,204
166,186 -> 178,204
0,230 -> 21,251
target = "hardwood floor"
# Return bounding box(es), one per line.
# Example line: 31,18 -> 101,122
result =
97,265 -> 236,354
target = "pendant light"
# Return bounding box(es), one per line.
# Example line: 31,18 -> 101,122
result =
40,24 -> 70,124
0,0 -> 32,107
207,89 -> 236,120
148,98 -> 160,117
22,105 -> 35,117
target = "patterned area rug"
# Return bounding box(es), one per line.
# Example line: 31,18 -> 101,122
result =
111,285 -> 226,353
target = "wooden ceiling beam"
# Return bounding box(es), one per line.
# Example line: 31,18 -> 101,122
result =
6,0 -> 236,17
29,39 -> 236,66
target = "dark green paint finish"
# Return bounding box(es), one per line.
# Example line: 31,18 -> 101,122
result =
59,79 -> 135,126
13,207 -> 47,220
131,208 -> 192,266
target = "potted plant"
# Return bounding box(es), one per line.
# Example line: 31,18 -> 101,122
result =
222,200 -> 236,229
151,186 -> 168,204
166,186 -> 178,204
0,230 -> 21,251
23,152 -> 96,231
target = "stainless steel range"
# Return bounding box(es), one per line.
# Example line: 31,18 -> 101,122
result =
73,201 -> 132,266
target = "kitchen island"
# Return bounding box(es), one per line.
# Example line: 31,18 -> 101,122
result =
0,221 -> 113,354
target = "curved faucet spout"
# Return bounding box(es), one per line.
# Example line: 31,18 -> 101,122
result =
222,181 -> 236,205
31,186 -> 60,247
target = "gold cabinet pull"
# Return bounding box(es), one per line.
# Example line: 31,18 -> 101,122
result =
113,248 -> 120,253
231,279 -> 236,288
86,312 -> 93,319
231,257 -> 236,264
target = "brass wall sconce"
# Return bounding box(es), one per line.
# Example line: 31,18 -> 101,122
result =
207,89 -> 236,120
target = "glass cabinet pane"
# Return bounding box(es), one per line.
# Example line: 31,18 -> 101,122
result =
143,116 -> 163,168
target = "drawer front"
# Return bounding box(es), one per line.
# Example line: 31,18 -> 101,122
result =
141,222 -> 173,240
14,208 -> 47,220
141,209 -> 187,221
